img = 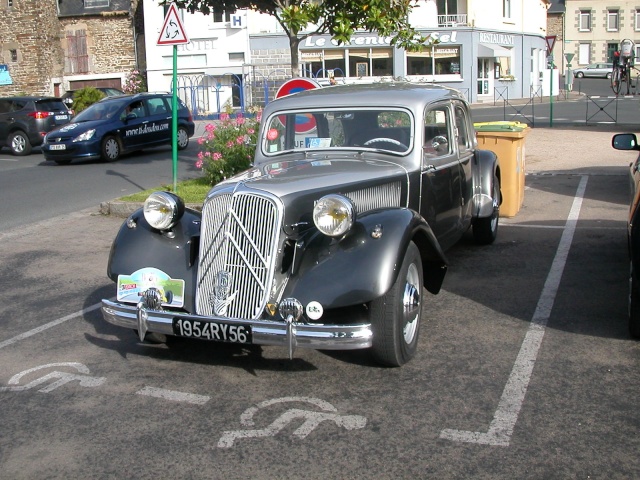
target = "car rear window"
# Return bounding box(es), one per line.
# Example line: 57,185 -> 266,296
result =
35,99 -> 68,112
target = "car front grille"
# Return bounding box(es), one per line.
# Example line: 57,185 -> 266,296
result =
195,190 -> 282,320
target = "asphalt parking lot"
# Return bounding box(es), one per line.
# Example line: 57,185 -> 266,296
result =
1,126 -> 639,478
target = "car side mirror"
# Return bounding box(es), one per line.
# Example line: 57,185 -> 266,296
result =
612,133 -> 640,151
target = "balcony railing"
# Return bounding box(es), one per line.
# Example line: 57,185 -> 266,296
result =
438,14 -> 468,27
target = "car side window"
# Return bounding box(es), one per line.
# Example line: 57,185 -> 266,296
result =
453,103 -> 471,152
12,100 -> 26,112
423,105 -> 451,158
121,100 -> 145,120
0,100 -> 11,113
148,97 -> 168,115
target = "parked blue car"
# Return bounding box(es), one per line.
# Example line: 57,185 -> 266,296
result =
42,92 -> 194,165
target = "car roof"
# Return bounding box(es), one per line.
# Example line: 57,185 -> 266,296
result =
266,82 -> 468,112
0,96 -> 63,101
96,92 -> 171,103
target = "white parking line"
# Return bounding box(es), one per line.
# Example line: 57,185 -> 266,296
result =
440,175 -> 588,446
136,386 -> 210,405
0,302 -> 103,350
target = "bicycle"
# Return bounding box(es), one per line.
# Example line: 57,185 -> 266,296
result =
611,60 -> 629,95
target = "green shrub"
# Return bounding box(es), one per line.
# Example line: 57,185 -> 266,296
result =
72,87 -> 106,113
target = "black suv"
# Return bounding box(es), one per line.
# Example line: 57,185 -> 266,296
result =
0,97 -> 71,155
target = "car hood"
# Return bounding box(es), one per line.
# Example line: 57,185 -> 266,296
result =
208,153 -> 410,225
46,120 -> 105,137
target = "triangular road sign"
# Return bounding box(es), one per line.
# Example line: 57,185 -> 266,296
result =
545,35 -> 556,54
157,3 -> 189,46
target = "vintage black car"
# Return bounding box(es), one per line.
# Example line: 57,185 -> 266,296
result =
101,82 -> 501,367
613,133 -> 640,338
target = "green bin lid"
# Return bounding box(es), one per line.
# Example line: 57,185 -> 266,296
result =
474,121 -> 526,132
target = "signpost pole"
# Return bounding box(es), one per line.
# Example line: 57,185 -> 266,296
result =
172,45 -> 178,193
157,3 -> 189,194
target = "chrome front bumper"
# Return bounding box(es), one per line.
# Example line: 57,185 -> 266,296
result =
101,299 -> 373,355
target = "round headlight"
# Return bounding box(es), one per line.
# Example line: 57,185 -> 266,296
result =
143,191 -> 184,230
313,194 -> 355,237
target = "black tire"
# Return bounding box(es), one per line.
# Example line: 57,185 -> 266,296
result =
370,241 -> 423,367
177,126 -> 189,150
473,174 -> 500,245
101,136 -> 121,162
606,72 -> 612,79
611,69 -> 622,94
9,130 -> 32,156
575,72 -> 584,78
629,261 -> 640,338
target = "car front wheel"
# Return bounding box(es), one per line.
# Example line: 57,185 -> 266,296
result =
101,136 -> 121,162
177,126 -> 189,150
629,261 -> 640,338
9,130 -> 32,156
370,241 -> 423,367
575,72 -> 584,78
606,72 -> 612,79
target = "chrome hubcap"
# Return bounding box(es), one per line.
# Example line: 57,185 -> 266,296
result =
402,263 -> 421,344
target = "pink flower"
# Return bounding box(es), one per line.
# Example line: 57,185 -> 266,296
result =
256,111 -> 262,122
247,128 -> 255,134
236,136 -> 244,145
197,137 -> 205,145
195,159 -> 203,169
205,123 -> 216,133
204,151 -> 211,157
213,152 -> 222,160
220,113 -> 229,122
236,117 -> 245,126
226,140 -> 235,148
197,151 -> 204,160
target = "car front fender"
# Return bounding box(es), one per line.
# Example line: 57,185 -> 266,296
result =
107,207 -> 202,313
472,148 -> 501,218
283,208 -> 448,309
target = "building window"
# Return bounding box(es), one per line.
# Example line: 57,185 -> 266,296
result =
607,43 -> 619,62
213,9 -> 235,23
349,48 -> 393,77
579,10 -> 591,31
578,43 -> 591,65
7,0 -> 12,7
607,10 -> 619,31
503,0 -> 511,18
229,52 -> 245,62
66,30 -> 89,74
636,10 -> 640,30
9,49 -> 17,61
406,46 -> 461,76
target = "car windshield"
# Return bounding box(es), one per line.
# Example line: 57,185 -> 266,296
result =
262,108 -> 413,155
73,98 -> 127,122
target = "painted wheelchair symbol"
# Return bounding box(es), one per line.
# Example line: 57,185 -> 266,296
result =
0,362 -> 105,393
218,396 -> 367,448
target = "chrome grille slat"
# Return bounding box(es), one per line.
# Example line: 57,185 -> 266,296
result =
346,181 -> 402,213
196,190 -> 282,319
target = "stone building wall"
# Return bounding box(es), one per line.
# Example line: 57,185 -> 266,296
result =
0,0 -> 139,96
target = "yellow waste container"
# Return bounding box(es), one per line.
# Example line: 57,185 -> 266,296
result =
474,122 -> 530,217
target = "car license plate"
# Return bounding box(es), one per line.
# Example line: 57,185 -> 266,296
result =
49,144 -> 66,150
55,115 -> 69,121
173,318 -> 252,344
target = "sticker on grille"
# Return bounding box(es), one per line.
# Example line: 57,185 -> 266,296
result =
196,191 -> 281,319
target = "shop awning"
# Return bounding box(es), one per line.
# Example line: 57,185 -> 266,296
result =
478,43 -> 512,58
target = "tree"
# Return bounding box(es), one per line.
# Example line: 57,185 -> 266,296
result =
163,0 -> 427,76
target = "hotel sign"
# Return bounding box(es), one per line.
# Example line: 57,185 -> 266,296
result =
302,31 -> 459,49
